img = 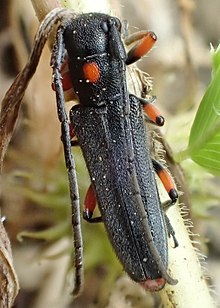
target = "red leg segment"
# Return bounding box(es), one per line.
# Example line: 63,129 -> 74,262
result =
152,159 -> 178,204
125,31 -> 157,65
83,184 -> 102,223
140,96 -> 164,126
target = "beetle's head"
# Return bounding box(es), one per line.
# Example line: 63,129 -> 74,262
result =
63,13 -> 126,60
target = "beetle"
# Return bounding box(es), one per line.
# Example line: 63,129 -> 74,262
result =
0,8 -> 178,296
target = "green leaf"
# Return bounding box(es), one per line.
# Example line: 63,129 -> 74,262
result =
17,221 -> 70,242
187,44 -> 220,174
211,43 -> 220,77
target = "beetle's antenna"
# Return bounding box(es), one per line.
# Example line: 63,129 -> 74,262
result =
51,24 -> 83,297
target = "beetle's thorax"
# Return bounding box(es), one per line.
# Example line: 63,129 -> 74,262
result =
63,13 -> 127,105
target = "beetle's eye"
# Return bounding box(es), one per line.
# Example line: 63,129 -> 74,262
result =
105,18 -> 122,33
114,18 -> 122,32
101,21 -> 109,33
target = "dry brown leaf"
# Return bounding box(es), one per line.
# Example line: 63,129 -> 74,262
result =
0,218 -> 19,308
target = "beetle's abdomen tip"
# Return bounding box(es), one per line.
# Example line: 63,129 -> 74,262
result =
140,277 -> 166,292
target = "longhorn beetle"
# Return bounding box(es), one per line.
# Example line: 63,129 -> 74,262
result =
0,8 -> 179,296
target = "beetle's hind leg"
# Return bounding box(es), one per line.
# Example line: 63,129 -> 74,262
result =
152,159 -> 179,247
68,125 -> 102,223
83,184 -> 102,223
69,133 -> 102,223
152,158 -> 178,204
163,212 -> 179,248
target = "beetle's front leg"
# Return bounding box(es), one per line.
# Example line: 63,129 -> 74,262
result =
125,30 -> 157,65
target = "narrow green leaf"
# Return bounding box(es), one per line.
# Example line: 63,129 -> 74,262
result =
17,221 -> 70,242
211,43 -> 220,77
188,44 -> 220,174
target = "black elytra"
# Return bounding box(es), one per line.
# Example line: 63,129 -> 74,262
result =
51,12 -> 178,291
0,8 -> 179,297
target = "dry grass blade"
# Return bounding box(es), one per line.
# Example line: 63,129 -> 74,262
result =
0,8 -> 68,170
0,218 -> 19,308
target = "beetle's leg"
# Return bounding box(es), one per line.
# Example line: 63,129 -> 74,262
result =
83,184 -> 102,223
163,213 -> 179,248
152,159 -> 178,204
152,159 -> 179,248
51,24 -> 83,297
69,123 -> 80,147
140,96 -> 165,126
70,143 -> 102,222
130,94 -> 164,126
71,139 -> 79,147
69,134 -> 102,222
125,30 -> 157,65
